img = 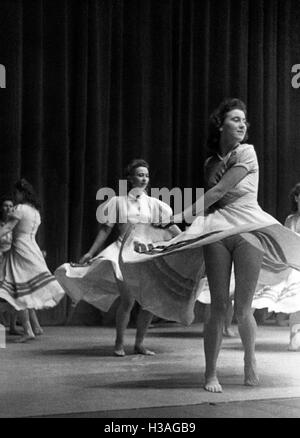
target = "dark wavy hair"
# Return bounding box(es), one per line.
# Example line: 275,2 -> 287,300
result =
124,159 -> 150,190
14,178 -> 41,210
206,98 -> 249,156
289,183 -> 300,213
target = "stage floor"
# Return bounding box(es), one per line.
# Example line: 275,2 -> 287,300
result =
0,323 -> 300,418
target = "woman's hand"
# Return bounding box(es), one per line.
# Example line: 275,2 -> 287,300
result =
79,252 -> 93,264
152,214 -> 177,228
133,239 -> 154,253
169,224 -> 182,237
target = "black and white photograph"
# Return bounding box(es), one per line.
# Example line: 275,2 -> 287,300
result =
1,0 -> 300,420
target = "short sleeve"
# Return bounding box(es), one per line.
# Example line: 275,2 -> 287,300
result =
204,157 -> 212,169
9,204 -> 24,221
203,157 -> 213,186
284,215 -> 294,231
96,196 -> 118,227
0,230 -> 12,252
230,144 -> 258,173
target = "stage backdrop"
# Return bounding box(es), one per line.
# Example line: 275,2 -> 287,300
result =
1,0 -> 300,324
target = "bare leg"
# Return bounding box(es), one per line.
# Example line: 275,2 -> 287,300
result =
15,310 -> 35,343
9,310 -> 23,335
200,304 -> 211,337
134,308 -> 155,355
29,309 -> 44,335
289,311 -> 300,351
204,303 -> 234,337
114,281 -> 135,356
203,241 -> 232,393
203,304 -> 211,325
234,234 -> 263,386
223,301 -> 235,338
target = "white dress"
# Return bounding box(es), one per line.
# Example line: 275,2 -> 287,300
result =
120,144 -> 300,324
0,223 -> 12,304
0,222 -> 12,264
55,193 -> 174,311
251,213 -> 300,313
0,222 -> 12,254
0,204 -> 65,311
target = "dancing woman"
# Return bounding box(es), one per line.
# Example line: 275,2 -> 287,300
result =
120,98 -> 300,392
55,159 -> 181,356
0,179 -> 65,342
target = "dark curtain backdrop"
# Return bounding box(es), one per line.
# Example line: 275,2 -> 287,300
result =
1,0 -> 300,324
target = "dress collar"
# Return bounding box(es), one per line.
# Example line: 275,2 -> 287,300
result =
127,190 -> 146,201
216,143 -> 240,161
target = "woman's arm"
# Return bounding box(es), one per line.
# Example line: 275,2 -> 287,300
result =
79,225 -> 113,263
173,165 -> 248,224
168,224 -> 182,237
284,215 -> 293,230
0,218 -> 19,239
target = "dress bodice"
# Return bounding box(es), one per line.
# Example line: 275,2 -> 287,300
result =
184,143 -> 278,235
98,193 -> 172,238
205,143 -> 259,209
285,213 -> 300,235
11,204 -> 41,237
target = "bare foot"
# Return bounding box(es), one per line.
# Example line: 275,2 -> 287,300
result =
14,334 -> 35,343
114,346 -> 126,357
204,376 -> 223,393
223,328 -> 236,338
244,361 -> 259,386
134,345 -> 155,355
33,327 -> 44,336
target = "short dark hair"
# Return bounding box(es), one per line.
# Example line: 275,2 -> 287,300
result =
124,159 -> 150,191
206,98 -> 249,155
289,183 -> 300,213
124,159 -> 149,179
14,178 -> 41,210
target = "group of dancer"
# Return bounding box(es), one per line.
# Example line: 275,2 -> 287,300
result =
1,98 -> 300,394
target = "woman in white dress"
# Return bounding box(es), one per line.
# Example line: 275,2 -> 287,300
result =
55,159 -> 181,356
120,99 -> 300,392
252,182 -> 300,350
0,179 -> 65,342
0,197 -> 20,334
